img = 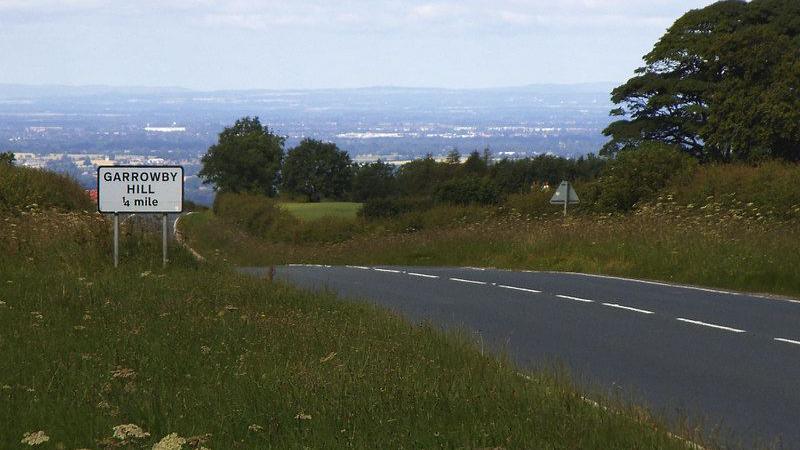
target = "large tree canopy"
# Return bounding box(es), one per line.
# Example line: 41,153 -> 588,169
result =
603,0 -> 800,161
199,117 -> 285,196
282,139 -> 353,202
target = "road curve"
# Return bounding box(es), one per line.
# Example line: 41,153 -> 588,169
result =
239,265 -> 800,448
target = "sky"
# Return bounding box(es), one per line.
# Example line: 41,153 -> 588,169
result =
0,0 -> 719,90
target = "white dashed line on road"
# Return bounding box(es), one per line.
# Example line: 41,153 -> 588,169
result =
346,265 -> 370,270
373,268 -> 402,273
601,303 -> 654,315
774,337 -> 800,346
449,277 -> 488,285
676,318 -> 746,333
556,294 -> 595,303
407,272 -> 439,279
498,285 -> 542,294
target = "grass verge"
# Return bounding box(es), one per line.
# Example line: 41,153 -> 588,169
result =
182,202 -> 800,298
0,209 -> 703,449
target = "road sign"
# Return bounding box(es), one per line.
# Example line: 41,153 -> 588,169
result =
98,166 -> 183,213
549,181 -> 579,216
549,181 -> 579,205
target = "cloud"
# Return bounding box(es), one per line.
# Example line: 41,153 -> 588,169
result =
0,0 -> 712,33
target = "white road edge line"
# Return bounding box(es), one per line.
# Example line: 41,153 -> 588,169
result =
774,337 -> 800,346
498,285 -> 541,294
549,270 -> 800,304
676,318 -> 746,333
345,265 -> 370,270
601,303 -> 654,315
556,294 -> 595,303
407,272 -> 439,279
373,268 -> 401,273
449,277 -> 487,285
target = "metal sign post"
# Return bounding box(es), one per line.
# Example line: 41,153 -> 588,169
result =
162,213 -> 168,268
113,213 -> 119,268
550,180 -> 580,216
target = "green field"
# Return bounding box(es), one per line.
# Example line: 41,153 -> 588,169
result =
279,202 -> 362,221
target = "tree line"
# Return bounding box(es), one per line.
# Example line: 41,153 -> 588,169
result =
199,117 -> 606,204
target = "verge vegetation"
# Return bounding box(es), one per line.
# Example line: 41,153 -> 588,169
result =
184,160 -> 800,298
0,171 -> 703,449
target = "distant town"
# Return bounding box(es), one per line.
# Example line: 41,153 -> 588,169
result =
0,83 -> 615,205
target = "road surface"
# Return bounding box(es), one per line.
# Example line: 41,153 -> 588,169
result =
240,265 -> 800,448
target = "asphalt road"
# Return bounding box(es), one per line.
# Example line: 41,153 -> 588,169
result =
240,265 -> 800,448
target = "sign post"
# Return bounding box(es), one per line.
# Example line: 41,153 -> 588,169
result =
549,180 -> 580,216
162,213 -> 168,268
113,213 -> 119,268
98,166 -> 183,267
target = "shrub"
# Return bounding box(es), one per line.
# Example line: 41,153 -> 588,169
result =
666,161 -> 800,220
433,177 -> 502,205
212,192 -> 298,237
360,197 -> 434,220
593,142 -> 697,211
0,165 -> 93,212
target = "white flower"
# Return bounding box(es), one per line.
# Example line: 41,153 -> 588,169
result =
153,433 -> 186,450
112,423 -> 150,440
21,431 -> 49,446
295,413 -> 312,420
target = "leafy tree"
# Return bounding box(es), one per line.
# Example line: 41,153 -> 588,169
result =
351,160 -> 397,201
0,152 -> 14,165
594,141 -> 697,211
604,0 -> 800,161
463,150 -> 488,176
396,154 -> 442,196
445,149 -> 461,164
282,139 -> 353,202
199,117 -> 285,196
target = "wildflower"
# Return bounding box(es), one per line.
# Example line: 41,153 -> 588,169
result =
113,423 -> 150,440
111,367 -> 136,379
319,352 -> 337,363
20,431 -> 49,446
248,424 -> 263,432
0,300 -> 6,306
140,271 -> 152,278
200,346 -> 211,354
153,433 -> 186,450
295,413 -> 312,420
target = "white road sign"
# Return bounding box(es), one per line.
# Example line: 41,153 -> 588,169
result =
98,166 -> 183,213
549,181 -> 580,205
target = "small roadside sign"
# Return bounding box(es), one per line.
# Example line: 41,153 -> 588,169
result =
98,166 -> 183,213
550,181 -> 579,216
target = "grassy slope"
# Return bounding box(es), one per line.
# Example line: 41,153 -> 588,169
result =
280,202 -> 362,221
0,210 -> 698,449
182,202 -> 800,298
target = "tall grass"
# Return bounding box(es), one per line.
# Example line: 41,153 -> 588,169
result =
0,209 -> 700,449
0,165 -> 93,212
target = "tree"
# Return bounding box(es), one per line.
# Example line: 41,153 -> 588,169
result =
603,0 -> 800,161
0,152 -> 14,166
463,150 -> 488,176
351,160 -> 397,201
282,139 -> 353,202
199,117 -> 284,196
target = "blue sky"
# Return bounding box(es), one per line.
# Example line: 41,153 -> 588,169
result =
0,0 -> 718,90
